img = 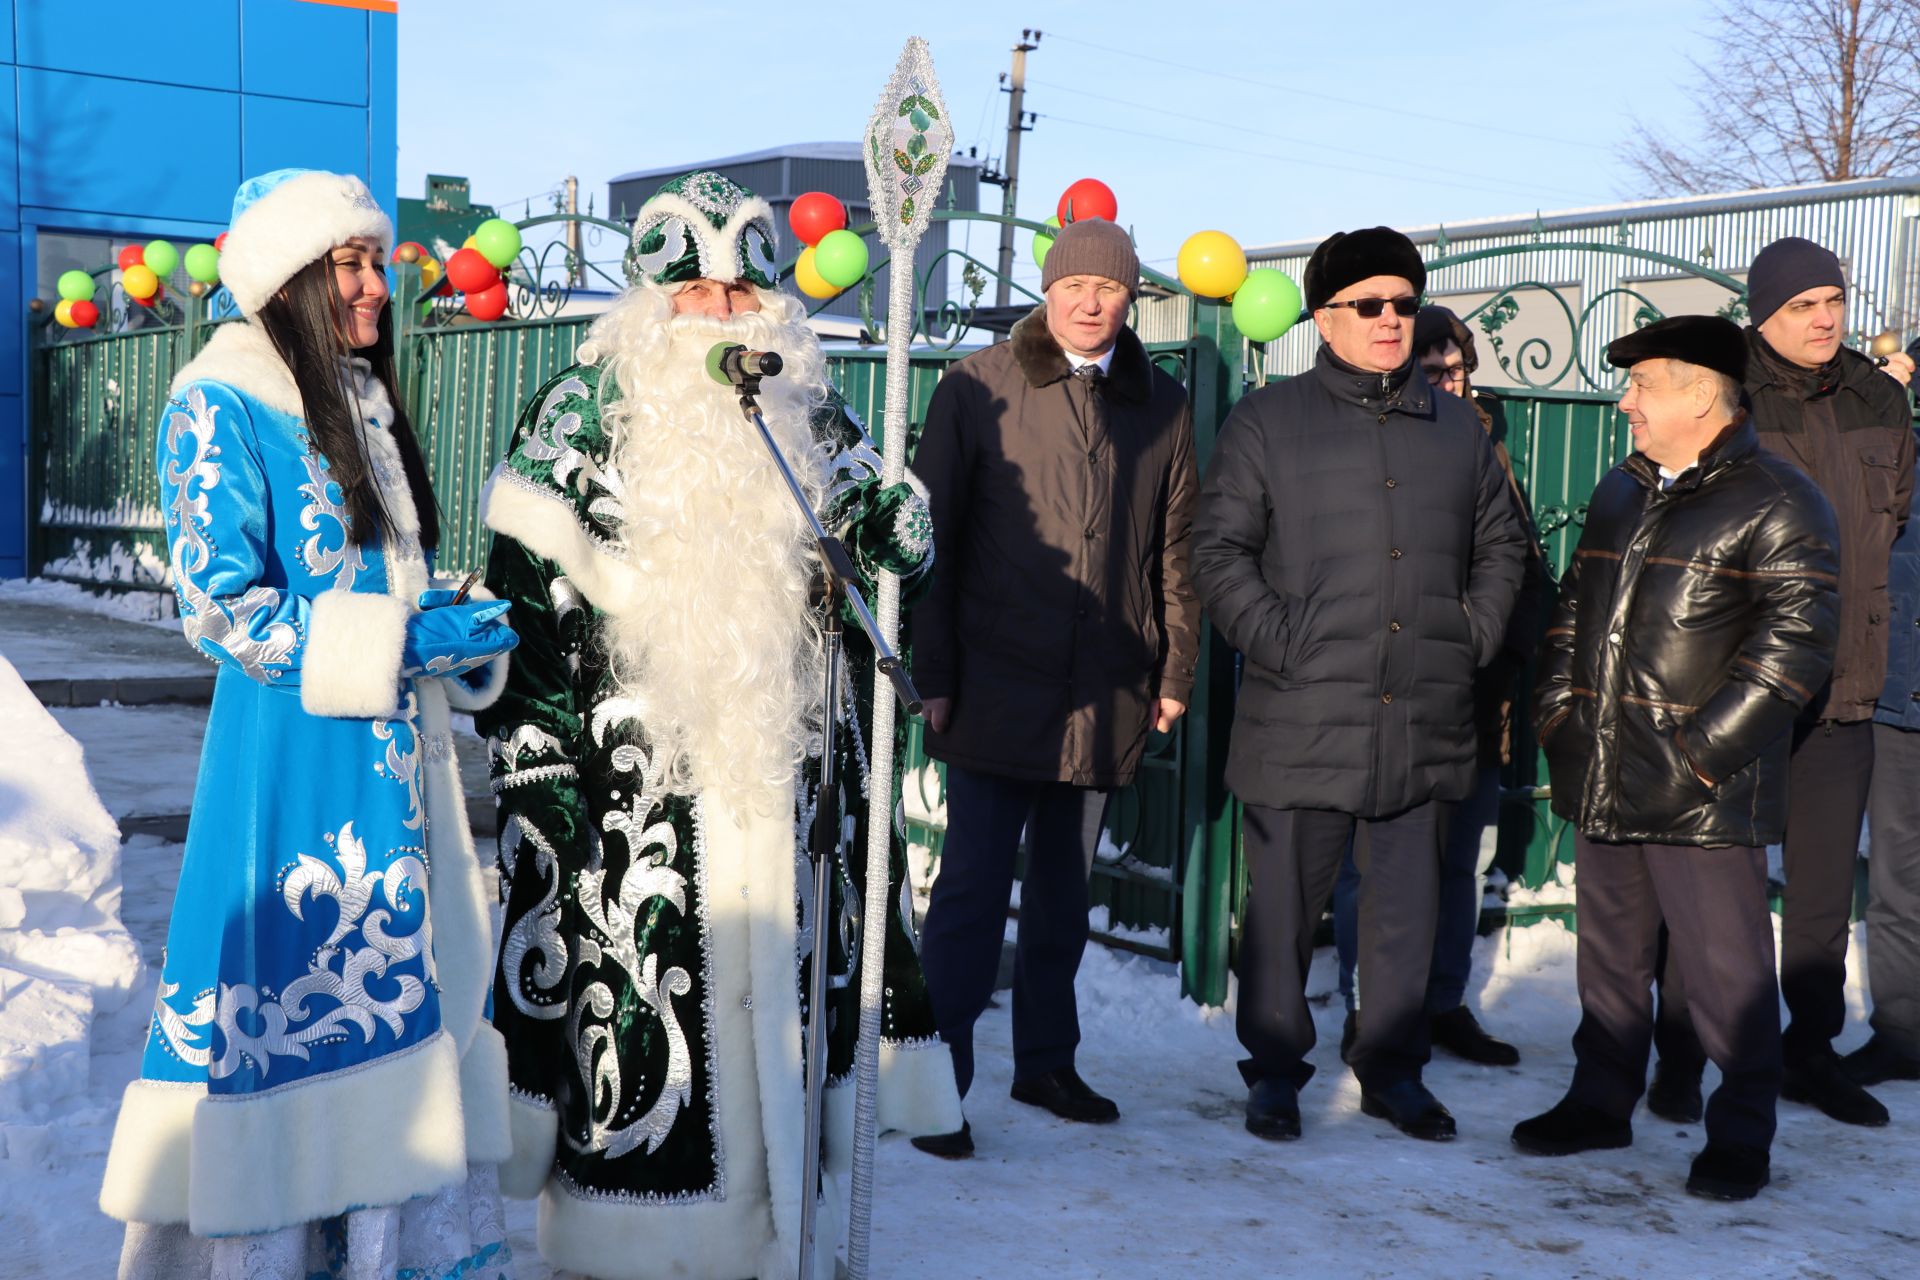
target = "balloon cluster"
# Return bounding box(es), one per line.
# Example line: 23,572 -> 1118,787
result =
1176,230 -> 1301,344
54,270 -> 101,329
788,193 -> 869,299
1031,177 -> 1119,269
434,218 -> 522,321
393,241 -> 445,295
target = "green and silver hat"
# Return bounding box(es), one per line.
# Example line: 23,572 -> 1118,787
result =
624,170 -> 780,290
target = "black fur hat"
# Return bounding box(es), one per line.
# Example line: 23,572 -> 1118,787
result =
1304,226 -> 1426,311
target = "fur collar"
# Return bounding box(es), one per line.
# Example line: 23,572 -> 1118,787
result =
1009,305 -> 1155,404
170,321 -> 304,418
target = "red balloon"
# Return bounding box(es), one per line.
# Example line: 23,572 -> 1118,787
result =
214,232 -> 229,251
117,244 -> 146,271
465,280 -> 510,322
1057,178 -> 1118,226
789,192 -> 848,248
446,247 -> 500,294
70,299 -> 100,328
135,283 -> 164,308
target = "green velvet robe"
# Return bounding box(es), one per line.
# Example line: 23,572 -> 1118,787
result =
476,364 -> 959,1280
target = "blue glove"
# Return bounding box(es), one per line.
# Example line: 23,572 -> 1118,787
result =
402,594 -> 518,677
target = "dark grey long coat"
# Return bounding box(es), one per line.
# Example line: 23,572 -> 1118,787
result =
1193,347 -> 1526,817
911,308 -> 1199,788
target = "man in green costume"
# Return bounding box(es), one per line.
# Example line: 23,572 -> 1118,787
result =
477,171 -> 961,1280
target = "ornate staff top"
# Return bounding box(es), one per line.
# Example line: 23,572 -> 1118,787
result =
863,36 -> 954,253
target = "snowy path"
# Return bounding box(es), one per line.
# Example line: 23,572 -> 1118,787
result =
7,692 -> 1917,1278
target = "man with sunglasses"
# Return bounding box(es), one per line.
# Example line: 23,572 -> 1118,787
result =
1193,227 -> 1526,1142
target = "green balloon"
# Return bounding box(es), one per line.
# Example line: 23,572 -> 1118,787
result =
143,239 -> 180,279
1032,215 -> 1061,269
472,218 -> 523,270
185,243 -> 221,284
813,229 -> 869,289
1232,268 -> 1304,343
57,269 -> 95,302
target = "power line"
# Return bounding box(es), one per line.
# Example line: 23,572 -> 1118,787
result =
1043,31 -> 1613,154
1026,78 -> 1610,205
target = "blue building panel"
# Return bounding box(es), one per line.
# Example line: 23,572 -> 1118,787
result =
0,0 -> 14,65
242,95 -> 369,182
0,392 -> 21,577
19,68 -> 240,223
368,7 -> 396,209
0,230 -> 18,393
0,64 -> 16,230
242,0 -> 367,107
16,0 -> 241,92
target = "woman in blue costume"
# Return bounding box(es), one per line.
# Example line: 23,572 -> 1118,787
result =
99,168 -> 522,1279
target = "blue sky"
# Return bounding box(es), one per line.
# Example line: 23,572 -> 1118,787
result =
398,0 -> 1716,287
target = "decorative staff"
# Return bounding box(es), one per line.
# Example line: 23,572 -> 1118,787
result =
844,35 -> 953,1280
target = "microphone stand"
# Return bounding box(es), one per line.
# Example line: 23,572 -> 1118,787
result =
731,373 -> 920,1280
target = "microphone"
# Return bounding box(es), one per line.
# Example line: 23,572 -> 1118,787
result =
706,342 -> 784,385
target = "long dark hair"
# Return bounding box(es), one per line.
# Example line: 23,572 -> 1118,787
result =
256,256 -> 440,551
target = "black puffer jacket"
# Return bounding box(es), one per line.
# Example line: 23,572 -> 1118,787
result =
1194,347 -> 1526,817
1536,418 -> 1840,846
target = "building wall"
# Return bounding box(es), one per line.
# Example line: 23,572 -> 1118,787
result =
2,0 -> 398,579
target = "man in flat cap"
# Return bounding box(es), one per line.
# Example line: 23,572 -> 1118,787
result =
1650,237 -> 1915,1130
1513,315 -> 1839,1201
913,216 -> 1199,1154
1193,227 -> 1525,1142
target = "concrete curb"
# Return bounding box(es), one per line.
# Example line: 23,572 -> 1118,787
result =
30,675 -> 216,707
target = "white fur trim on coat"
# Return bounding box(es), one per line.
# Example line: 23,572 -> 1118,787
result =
459,1025 -> 513,1165
302,588 -> 408,718
417,678 -> 493,1057
223,171 -> 393,317
500,1092 -> 559,1201
99,1031 -> 467,1236
170,321 -> 303,418
482,467 -> 642,618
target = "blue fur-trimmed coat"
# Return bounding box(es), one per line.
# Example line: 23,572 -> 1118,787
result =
99,321 -> 512,1239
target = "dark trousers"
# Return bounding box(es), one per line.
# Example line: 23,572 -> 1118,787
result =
1237,801 -> 1445,1092
1657,718 -> 1871,1072
1334,764 -> 1500,1015
918,764 -> 1109,1098
1571,835 -> 1782,1153
1867,722 -> 1920,1056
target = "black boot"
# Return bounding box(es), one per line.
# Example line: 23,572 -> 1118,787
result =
1645,1060 -> 1704,1124
1010,1067 -> 1120,1124
1339,1010 -> 1357,1066
1686,1143 -> 1770,1200
1841,1035 -> 1920,1088
1430,1006 -> 1520,1067
1511,1098 -> 1632,1156
1783,1050 -> 1890,1127
909,1120 -> 973,1159
1358,1080 -> 1456,1141
1245,1077 -> 1301,1142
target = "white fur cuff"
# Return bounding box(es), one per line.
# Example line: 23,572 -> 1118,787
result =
302,588 -> 409,718
444,652 -> 510,711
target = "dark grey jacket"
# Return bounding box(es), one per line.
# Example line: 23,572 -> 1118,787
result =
1193,347 -> 1526,817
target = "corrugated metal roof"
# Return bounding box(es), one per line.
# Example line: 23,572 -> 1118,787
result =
611,141 -> 981,186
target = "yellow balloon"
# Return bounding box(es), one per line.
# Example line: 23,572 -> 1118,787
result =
793,246 -> 841,300
122,264 -> 160,300
54,298 -> 78,328
462,235 -> 479,251
418,257 -> 442,288
1177,230 -> 1248,299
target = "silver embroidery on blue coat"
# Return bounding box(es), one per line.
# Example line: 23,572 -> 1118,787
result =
295,451 -> 364,589
372,694 -> 424,832
164,387 -> 301,681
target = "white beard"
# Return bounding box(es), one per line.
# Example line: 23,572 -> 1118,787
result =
580,287 -> 835,807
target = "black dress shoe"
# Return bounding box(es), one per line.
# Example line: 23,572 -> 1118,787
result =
1646,1060 -> 1704,1124
1358,1080 -> 1456,1141
1339,1010 -> 1357,1066
1431,1006 -> 1521,1067
1245,1078 -> 1301,1141
1841,1035 -> 1920,1088
909,1120 -> 973,1159
1511,1098 -> 1633,1156
1010,1067 -> 1119,1124
1783,1051 -> 1890,1127
1686,1143 -> 1770,1201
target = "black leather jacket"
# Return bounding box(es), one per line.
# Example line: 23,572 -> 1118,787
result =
1535,417 -> 1840,846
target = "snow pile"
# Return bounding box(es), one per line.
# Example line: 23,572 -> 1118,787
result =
0,657 -> 144,1135
0,577 -> 177,628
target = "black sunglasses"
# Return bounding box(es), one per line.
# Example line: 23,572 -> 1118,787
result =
1320,296 -> 1420,318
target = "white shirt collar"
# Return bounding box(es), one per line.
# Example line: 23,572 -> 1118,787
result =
1065,347 -> 1115,375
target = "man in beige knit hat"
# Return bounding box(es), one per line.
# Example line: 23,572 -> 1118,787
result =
910,216 -> 1200,1156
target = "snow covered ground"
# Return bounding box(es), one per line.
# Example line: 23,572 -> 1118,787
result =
5,658 -> 1917,1278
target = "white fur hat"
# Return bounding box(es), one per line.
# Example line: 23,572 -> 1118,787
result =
220,168 -> 393,317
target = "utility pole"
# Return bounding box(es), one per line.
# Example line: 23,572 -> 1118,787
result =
989,29 -> 1039,308
564,175 -> 582,287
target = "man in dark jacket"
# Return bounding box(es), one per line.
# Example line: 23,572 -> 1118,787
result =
1512,316 -> 1840,1202
911,217 -> 1199,1153
1193,227 -> 1525,1143
1652,238 -> 1915,1130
